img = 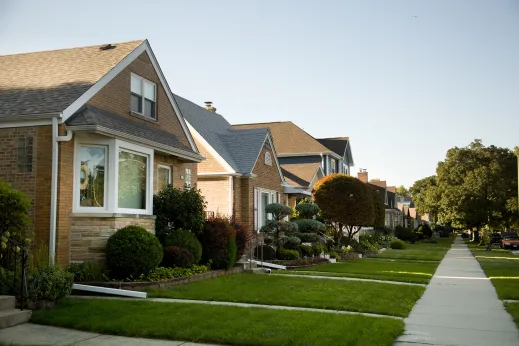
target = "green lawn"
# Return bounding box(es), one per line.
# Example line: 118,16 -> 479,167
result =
32,298 -> 404,346
505,302 -> 519,329
285,258 -> 437,284
469,245 -> 519,299
147,273 -> 424,317
375,237 -> 454,261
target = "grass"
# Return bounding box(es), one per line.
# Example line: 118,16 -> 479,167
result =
468,244 -> 519,300
505,302 -> 519,329
32,297 -> 404,346
375,237 -> 454,261
286,258 -> 437,284
147,273 -> 424,317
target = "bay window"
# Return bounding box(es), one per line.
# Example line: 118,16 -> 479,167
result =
74,135 -> 154,215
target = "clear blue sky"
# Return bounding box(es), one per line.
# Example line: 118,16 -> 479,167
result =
1,0 -> 518,188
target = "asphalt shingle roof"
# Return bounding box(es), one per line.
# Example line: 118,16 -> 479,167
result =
174,94 -> 268,173
280,162 -> 321,187
316,137 -> 349,157
232,121 -> 330,155
66,105 -> 196,155
0,40 -> 143,117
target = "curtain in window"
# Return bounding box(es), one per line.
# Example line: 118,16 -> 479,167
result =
118,150 -> 147,209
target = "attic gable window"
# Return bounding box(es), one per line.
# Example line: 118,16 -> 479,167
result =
131,73 -> 156,119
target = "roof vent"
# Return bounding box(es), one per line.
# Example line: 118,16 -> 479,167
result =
99,44 -> 117,51
204,101 -> 217,113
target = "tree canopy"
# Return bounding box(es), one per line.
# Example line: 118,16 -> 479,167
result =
396,185 -> 410,197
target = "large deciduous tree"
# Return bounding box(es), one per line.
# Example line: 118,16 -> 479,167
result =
371,188 -> 386,228
396,185 -> 410,197
313,174 -> 374,245
410,176 -> 440,223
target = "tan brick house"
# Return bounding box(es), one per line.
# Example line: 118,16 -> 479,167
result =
0,40 -> 202,266
173,96 -> 286,233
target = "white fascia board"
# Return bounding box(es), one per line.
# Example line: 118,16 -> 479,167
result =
0,118 -> 54,128
187,122 -> 235,173
277,151 -> 342,160
345,140 -> 355,166
61,40 -> 199,154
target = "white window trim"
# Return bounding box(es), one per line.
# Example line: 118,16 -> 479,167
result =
157,164 -> 172,191
131,73 -> 156,119
255,187 -> 279,231
185,168 -> 192,188
73,134 -> 154,215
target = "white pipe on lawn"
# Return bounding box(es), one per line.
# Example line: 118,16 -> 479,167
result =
49,117 -> 73,266
73,284 -> 147,299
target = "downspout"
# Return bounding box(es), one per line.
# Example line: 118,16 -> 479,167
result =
50,116 -> 73,265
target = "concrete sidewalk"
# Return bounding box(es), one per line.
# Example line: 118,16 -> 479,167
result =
0,323 -> 221,346
395,236 -> 519,346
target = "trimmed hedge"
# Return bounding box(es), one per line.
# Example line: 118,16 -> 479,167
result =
162,229 -> 202,264
279,248 -> 300,260
162,246 -> 195,268
390,239 -> 407,250
106,226 -> 162,279
200,217 -> 237,270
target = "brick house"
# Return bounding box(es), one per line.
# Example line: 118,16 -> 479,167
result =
233,122 -> 354,207
173,96 -> 286,233
0,40 -> 202,266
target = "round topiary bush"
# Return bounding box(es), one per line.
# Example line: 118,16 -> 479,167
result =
106,226 -> 162,279
162,246 -> 195,268
298,244 -> 314,257
295,203 -> 320,219
282,236 -> 301,249
291,219 -> 326,233
390,239 -> 407,250
278,248 -> 300,260
163,229 -> 202,263
254,245 -> 276,260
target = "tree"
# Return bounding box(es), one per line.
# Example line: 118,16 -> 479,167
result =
410,176 -> 440,222
259,203 -> 296,256
289,202 -> 325,243
396,185 -> 410,197
313,174 -> 374,245
370,188 -> 386,228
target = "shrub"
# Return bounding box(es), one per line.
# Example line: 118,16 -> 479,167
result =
138,264 -> 210,282
106,226 -> 162,279
298,244 -> 314,257
200,217 -> 237,270
162,229 -> 202,263
295,203 -> 320,219
351,239 -> 378,253
359,234 -> 381,250
254,245 -> 276,260
263,237 -> 273,245
291,232 -> 319,242
390,239 -> 407,249
28,266 -> 74,301
291,219 -> 326,233
418,224 -> 433,238
395,226 -> 418,243
162,246 -> 195,268
282,236 -> 301,249
329,251 -> 339,260
232,221 -> 250,259
278,248 -> 300,260
0,180 -> 33,249
312,244 -> 326,256
153,186 -> 206,241
67,262 -> 106,282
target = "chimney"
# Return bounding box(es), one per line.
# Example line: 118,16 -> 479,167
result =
369,179 -> 387,188
204,101 -> 217,112
358,169 -> 368,183
387,186 -> 397,193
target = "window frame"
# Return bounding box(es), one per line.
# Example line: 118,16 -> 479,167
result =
185,168 -> 192,188
157,164 -> 172,192
17,135 -> 33,173
130,73 -> 157,119
76,143 -> 109,210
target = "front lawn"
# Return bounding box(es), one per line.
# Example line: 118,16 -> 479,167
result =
147,273 -> 424,317
469,245 -> 519,299
375,238 -> 454,261
32,298 -> 404,346
505,302 -> 519,329
285,258 -> 437,284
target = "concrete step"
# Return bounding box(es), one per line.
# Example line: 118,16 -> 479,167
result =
0,309 -> 32,329
0,296 -> 16,311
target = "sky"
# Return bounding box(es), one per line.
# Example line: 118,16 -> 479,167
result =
1,0 -> 518,188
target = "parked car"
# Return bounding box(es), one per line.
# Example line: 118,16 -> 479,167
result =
490,233 -> 502,246
501,232 -> 519,250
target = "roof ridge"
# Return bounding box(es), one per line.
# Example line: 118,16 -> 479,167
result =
0,39 -> 145,57
233,121 -> 292,126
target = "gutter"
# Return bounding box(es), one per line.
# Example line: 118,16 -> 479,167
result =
50,117 -> 73,265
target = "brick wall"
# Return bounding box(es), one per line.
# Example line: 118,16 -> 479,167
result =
197,177 -> 230,216
87,52 -> 192,150
70,216 -> 155,262
194,137 -> 226,173
154,153 -> 198,191
56,131 -> 74,267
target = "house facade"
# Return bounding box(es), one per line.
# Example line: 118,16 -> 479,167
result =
233,122 -> 354,207
0,40 -> 202,266
174,96 -> 286,233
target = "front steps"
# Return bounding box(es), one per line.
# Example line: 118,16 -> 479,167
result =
0,296 -> 31,329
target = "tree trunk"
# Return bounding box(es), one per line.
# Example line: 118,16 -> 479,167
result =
473,226 -> 480,243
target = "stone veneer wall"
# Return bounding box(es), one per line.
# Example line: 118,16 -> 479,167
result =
70,216 -> 155,262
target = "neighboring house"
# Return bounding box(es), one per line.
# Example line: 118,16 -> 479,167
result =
173,96 -> 286,233
0,40 -> 202,266
233,121 -> 353,207
397,197 -> 418,228
358,170 -> 402,230
316,137 -> 354,176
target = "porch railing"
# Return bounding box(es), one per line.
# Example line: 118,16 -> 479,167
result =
0,235 -> 29,310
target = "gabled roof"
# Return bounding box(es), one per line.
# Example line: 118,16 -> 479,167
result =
281,161 -> 322,188
174,94 -> 276,174
316,137 -> 355,166
232,121 -> 335,156
0,40 -> 143,117
67,105 -> 200,161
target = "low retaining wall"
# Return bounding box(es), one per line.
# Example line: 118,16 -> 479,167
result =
340,252 -> 363,260
80,267 -> 243,291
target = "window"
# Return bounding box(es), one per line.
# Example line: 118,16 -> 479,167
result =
185,168 -> 192,188
331,159 -> 336,174
254,188 -> 279,231
131,74 -> 156,119
118,150 -> 148,210
158,165 -> 171,192
261,192 -> 269,227
17,136 -> 33,173
78,146 -> 106,207
264,151 -> 272,166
